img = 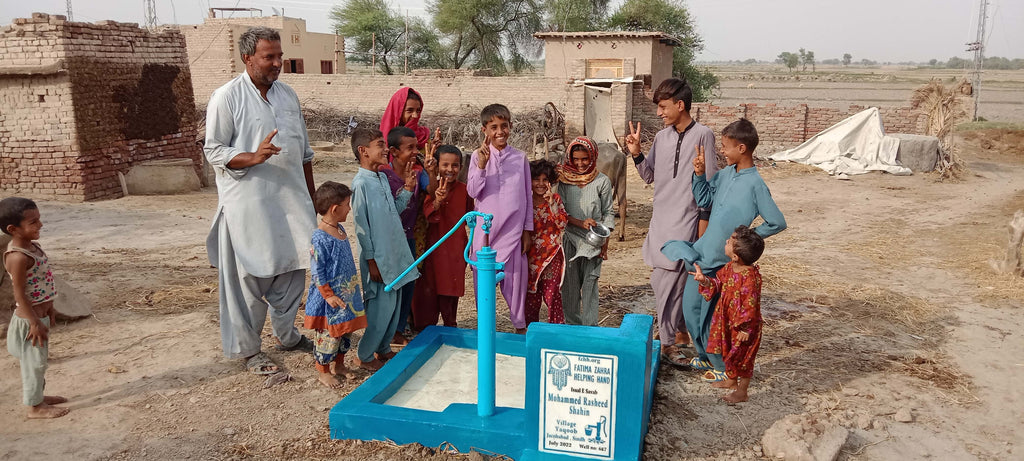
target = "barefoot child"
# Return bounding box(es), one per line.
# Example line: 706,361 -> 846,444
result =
2,197 -> 69,419
557,136 -> 615,326
304,182 -> 367,387
467,104 -> 533,334
526,160 -> 567,325
413,145 -> 475,330
689,226 -> 765,403
350,128 -> 419,371
662,118 -> 786,382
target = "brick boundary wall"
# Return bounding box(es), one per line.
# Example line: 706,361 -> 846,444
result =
0,13 -> 201,201
631,85 -> 928,153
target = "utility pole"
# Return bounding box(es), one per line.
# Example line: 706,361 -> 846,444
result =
65,0 -> 73,20
404,10 -> 409,75
143,0 -> 159,30
966,0 -> 988,121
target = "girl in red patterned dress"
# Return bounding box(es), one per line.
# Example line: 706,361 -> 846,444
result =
525,160 -> 568,326
689,225 -> 765,403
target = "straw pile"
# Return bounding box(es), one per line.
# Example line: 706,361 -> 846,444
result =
910,79 -> 969,181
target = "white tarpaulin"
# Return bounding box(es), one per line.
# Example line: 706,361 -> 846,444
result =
769,107 -> 911,176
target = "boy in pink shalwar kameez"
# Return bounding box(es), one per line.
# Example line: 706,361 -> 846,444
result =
467,104 -> 534,333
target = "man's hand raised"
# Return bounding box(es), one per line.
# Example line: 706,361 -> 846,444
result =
227,129 -> 281,169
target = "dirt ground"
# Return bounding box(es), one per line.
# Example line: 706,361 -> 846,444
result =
713,65 -> 1024,123
1,127 -> 1022,460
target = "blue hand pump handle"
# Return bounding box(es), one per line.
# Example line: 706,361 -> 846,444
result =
383,211 -> 504,417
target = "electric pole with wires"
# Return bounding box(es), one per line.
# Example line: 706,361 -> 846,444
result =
965,0 -> 988,121
143,0 -> 159,30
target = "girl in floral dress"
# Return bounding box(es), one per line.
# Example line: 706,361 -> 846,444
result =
525,160 -> 568,326
690,225 -> 765,403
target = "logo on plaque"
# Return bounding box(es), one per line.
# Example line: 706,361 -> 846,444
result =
539,349 -> 616,459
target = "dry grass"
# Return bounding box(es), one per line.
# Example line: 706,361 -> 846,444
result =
756,159 -> 826,180
760,255 -> 942,334
124,277 -> 218,314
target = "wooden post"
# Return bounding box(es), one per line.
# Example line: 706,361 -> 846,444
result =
334,34 -> 340,74
371,33 -> 376,76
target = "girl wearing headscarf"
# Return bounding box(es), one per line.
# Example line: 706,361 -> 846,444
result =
380,87 -> 431,154
556,137 -> 615,326
379,87 -> 435,343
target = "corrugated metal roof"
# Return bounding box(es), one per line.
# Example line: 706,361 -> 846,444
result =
533,31 -> 682,47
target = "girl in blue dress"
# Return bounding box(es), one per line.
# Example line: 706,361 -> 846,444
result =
305,181 -> 367,388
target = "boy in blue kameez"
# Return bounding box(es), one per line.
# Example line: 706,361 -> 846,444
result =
350,128 -> 420,371
662,118 -> 787,383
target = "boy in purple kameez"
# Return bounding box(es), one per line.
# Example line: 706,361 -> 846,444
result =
625,78 -> 720,365
467,104 -> 534,334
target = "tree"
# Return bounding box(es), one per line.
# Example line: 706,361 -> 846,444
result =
606,0 -> 718,101
429,0 -> 544,74
797,48 -> 807,71
329,0 -> 443,74
803,50 -> 815,72
945,56 -> 968,69
777,52 -> 799,72
330,0 -> 404,74
543,0 -> 610,32
842,53 -> 852,66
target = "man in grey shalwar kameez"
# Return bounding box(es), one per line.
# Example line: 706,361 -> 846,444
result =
204,27 -> 317,373
625,78 -> 719,364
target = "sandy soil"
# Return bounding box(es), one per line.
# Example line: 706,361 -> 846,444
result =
1,129 -> 1022,460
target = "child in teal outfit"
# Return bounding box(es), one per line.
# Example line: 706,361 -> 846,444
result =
661,118 -> 786,383
304,181 -> 367,388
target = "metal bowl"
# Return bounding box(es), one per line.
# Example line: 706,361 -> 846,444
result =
584,223 -> 611,248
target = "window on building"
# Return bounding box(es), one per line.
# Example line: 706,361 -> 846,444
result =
586,58 -> 624,79
282,58 -> 304,74
291,34 -> 301,44
321,60 -> 333,74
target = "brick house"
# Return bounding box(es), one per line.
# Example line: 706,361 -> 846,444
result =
182,10 -> 345,103
0,13 -> 202,201
534,31 -> 680,89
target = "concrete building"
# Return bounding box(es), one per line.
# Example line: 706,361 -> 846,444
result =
182,9 -> 345,103
0,13 -> 201,201
533,31 -> 680,87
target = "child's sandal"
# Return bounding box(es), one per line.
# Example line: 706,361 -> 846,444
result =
701,370 -> 729,383
688,357 -> 714,371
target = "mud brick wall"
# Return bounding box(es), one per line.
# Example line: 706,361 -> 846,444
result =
0,13 -> 200,201
0,73 -> 77,195
277,73 -> 586,133
630,83 -> 928,153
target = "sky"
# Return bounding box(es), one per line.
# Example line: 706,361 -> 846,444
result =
1,0 -> 1021,63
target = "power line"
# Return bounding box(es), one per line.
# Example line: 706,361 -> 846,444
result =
965,0 -> 988,120
143,0 -> 159,30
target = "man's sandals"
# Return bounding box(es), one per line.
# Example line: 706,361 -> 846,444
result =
246,352 -> 280,375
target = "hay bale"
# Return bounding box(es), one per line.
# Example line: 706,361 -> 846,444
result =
890,133 -> 940,172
